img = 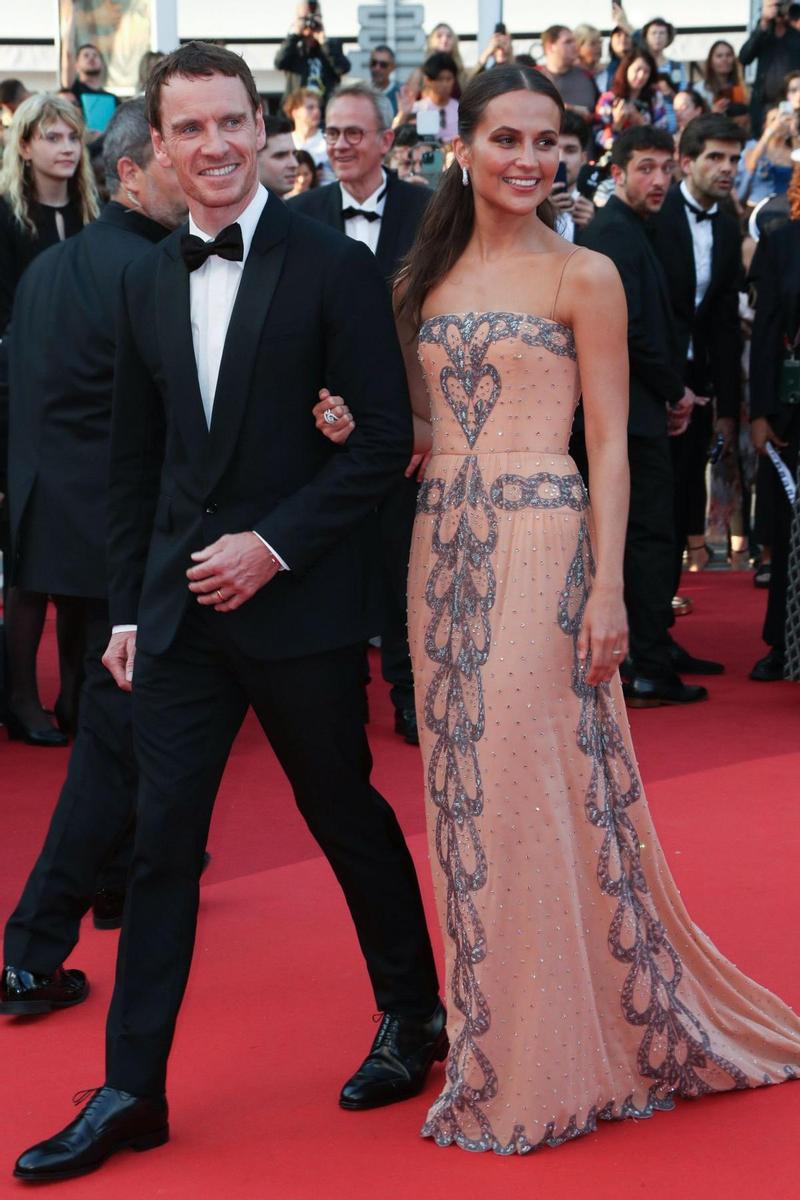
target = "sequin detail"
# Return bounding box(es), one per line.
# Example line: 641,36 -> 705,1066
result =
418,455 -> 498,1145
419,313 -> 576,449
558,521 -> 751,1103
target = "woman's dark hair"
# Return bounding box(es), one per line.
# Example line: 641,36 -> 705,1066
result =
675,87 -> 708,115
422,52 -> 459,80
294,148 -> 318,186
396,66 -> 565,330
612,49 -> 659,102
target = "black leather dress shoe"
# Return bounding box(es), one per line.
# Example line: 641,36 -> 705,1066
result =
339,1001 -> 448,1110
749,648 -> 785,682
394,707 -> 420,745
3,712 -> 69,747
14,1086 -> 168,1181
1,966 -> 88,1015
668,641 -> 725,675
622,675 -> 708,708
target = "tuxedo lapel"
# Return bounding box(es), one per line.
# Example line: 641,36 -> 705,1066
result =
325,181 -> 345,233
698,216 -> 724,316
204,197 -> 290,492
375,180 -> 402,279
156,237 -> 209,473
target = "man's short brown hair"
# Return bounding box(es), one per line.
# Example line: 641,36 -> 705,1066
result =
145,40 -> 261,132
542,25 -> 571,49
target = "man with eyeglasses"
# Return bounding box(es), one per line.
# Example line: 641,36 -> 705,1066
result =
289,83 -> 432,746
369,44 -> 400,116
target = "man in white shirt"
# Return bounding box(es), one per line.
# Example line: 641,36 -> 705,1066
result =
650,114 -> 745,636
14,43 -> 443,1184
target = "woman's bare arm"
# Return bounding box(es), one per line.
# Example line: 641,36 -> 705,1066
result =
560,248 -> 630,683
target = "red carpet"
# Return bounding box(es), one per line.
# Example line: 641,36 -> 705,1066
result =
1,572 -> 799,1199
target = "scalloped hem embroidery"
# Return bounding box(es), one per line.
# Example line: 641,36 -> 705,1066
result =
420,1067 -> 799,1155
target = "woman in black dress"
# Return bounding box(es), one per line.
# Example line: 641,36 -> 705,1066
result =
0,93 -> 99,745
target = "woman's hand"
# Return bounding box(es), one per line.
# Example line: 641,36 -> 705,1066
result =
577,586 -> 629,686
313,387 -> 355,444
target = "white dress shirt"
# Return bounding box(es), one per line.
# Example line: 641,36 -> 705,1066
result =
340,169 -> 387,255
111,187 -> 284,634
190,185 -> 267,427
680,179 -> 717,328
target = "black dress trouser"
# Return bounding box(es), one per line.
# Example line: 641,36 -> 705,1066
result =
763,408 -> 800,650
377,474 -> 417,712
4,600 -> 136,972
570,430 -> 676,677
105,604 -> 439,1098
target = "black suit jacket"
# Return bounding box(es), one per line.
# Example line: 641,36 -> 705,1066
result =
750,219 -> 800,421
580,195 -> 685,437
650,187 -> 743,419
107,193 -> 413,660
287,171 -> 431,283
7,203 -> 169,597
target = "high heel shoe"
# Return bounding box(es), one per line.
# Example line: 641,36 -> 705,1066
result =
3,712 -> 69,747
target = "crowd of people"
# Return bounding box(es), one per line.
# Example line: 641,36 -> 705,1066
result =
0,0 -> 799,1186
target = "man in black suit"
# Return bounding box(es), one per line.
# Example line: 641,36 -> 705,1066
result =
290,83 -> 431,745
14,43 -> 442,1184
580,127 -> 708,706
2,100 -> 187,1016
747,216 -> 800,679
650,114 -> 746,673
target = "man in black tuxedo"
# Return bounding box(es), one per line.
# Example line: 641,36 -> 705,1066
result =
580,127 -> 708,706
747,216 -> 800,679
14,44 -> 442,1184
290,83 -> 431,745
2,99 -> 187,1016
651,115 -> 745,663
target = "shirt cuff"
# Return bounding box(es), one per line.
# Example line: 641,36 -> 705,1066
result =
112,625 -> 138,634
252,531 -> 289,571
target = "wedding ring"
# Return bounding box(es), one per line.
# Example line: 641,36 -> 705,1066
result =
612,649 -> 622,656
323,408 -> 338,425
216,589 -> 224,601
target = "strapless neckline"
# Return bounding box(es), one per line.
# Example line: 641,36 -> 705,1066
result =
419,310 -> 573,336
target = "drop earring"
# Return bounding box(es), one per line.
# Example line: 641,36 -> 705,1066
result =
462,165 -> 469,187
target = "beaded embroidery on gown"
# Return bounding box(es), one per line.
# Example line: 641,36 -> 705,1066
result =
406,305 -> 800,1155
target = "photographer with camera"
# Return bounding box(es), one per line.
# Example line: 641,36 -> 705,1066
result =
740,0 -> 800,135
275,2 -> 351,110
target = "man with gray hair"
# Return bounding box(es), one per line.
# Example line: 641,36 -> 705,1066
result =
289,83 -> 432,744
1,98 -> 187,1016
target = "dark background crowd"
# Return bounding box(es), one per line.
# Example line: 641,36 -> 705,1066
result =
0,0 -> 799,768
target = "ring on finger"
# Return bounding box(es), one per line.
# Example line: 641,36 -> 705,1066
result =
611,648 -> 623,656
216,589 -> 224,601
323,408 -> 338,426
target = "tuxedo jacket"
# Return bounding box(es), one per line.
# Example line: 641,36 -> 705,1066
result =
580,196 -> 685,437
287,171 -> 432,283
749,218 -> 800,421
107,194 -> 413,660
650,187 -> 743,419
8,203 -> 169,597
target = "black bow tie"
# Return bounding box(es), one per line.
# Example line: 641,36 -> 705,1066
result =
180,222 -> 244,271
341,206 -> 382,223
683,197 -> 717,223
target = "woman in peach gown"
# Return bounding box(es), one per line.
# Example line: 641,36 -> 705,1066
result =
399,66 -> 800,1155
318,64 -> 800,1156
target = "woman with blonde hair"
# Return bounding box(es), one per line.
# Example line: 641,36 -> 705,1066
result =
0,92 -> 98,331
0,92 -> 98,746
